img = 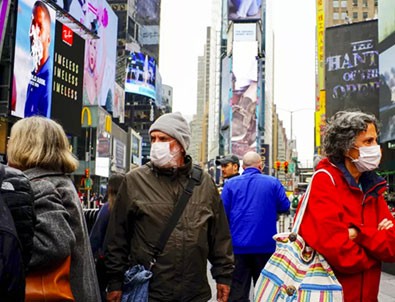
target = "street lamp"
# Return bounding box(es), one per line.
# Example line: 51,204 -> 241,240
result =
278,107 -> 314,144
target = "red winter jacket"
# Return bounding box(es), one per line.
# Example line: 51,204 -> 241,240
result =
299,158 -> 395,302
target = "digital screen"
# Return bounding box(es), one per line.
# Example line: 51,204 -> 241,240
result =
0,0 -> 11,58
12,0 -> 56,118
83,0 -> 117,107
52,21 -> 85,135
125,52 -> 156,99
379,43 -> 395,143
228,0 -> 262,22
231,40 -> 258,158
325,21 -> 379,119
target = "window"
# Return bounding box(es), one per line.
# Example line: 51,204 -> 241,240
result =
341,1 -> 347,7
333,0 -> 339,7
341,12 -> 348,19
353,12 -> 358,19
363,12 -> 368,19
353,0 -> 358,6
333,12 -> 339,20
363,0 -> 368,7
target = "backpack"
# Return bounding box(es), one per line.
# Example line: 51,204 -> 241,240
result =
0,164 -> 25,301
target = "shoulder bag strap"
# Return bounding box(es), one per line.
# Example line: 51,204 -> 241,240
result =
150,166 -> 203,268
292,169 -> 335,234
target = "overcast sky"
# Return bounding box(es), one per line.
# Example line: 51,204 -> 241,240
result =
159,0 -> 316,166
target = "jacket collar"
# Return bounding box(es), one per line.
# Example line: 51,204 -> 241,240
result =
319,158 -> 387,194
24,167 -> 65,180
242,167 -> 261,175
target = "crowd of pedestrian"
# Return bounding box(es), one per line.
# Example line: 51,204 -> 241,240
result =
0,109 -> 394,302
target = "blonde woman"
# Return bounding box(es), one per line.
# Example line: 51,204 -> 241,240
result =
7,116 -> 100,301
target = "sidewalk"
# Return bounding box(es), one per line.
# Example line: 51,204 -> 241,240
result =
208,268 -> 395,301
379,271 -> 395,301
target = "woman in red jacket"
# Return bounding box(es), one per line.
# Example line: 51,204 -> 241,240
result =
299,110 -> 395,302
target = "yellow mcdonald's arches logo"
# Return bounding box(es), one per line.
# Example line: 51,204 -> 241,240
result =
81,107 -> 92,126
105,115 -> 112,133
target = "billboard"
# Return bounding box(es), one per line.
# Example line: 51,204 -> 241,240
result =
228,0 -> 262,22
231,40 -> 258,158
12,0 -> 56,118
325,21 -> 379,119
83,1 -> 117,108
52,21 -> 85,135
112,82 -> 125,123
220,56 -> 232,153
378,0 -> 395,143
135,0 -> 160,59
125,52 -> 156,99
0,0 -> 11,58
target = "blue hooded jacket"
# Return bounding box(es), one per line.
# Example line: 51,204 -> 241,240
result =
221,167 -> 290,254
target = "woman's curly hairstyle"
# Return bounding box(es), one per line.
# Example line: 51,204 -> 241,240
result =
323,110 -> 380,164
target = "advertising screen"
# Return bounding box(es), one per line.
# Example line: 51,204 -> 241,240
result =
378,0 -> 395,44
0,0 -> 11,58
228,0 -> 262,22
135,0 -> 160,59
231,40 -> 258,158
83,1 -> 117,108
125,52 -> 156,99
325,21 -> 379,119
379,44 -> 395,143
113,82 -> 125,123
220,56 -> 232,153
12,0 -> 56,118
52,21 -> 85,135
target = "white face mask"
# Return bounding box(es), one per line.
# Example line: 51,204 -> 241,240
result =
351,145 -> 381,172
150,142 -> 179,168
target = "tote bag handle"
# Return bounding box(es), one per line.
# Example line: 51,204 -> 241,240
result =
292,169 -> 335,234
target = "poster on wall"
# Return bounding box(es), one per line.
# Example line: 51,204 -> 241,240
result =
325,21 -> 379,119
83,1 -> 117,107
12,0 -> 56,118
231,40 -> 258,158
52,21 -> 85,135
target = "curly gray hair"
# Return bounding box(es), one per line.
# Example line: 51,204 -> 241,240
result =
323,110 -> 380,163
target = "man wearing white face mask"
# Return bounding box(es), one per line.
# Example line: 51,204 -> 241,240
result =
105,112 -> 234,302
298,110 -> 395,302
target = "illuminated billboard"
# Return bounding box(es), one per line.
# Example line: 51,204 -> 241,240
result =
12,0 -> 56,118
52,21 -> 85,135
325,21 -> 379,119
83,1 -> 117,107
228,0 -> 262,22
231,40 -> 258,158
0,0 -> 11,58
125,52 -> 156,99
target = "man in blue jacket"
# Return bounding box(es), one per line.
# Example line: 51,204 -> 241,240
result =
221,151 -> 290,301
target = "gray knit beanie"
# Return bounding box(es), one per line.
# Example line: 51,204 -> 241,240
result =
149,112 -> 191,151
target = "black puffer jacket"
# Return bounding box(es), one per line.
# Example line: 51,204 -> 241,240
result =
1,165 -> 35,268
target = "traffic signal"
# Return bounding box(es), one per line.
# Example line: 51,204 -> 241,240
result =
85,168 -> 90,178
275,161 -> 281,170
284,161 -> 289,174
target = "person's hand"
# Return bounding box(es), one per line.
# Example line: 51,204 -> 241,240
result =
348,227 -> 358,240
106,290 -> 122,302
378,218 -> 394,230
216,283 -> 230,302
